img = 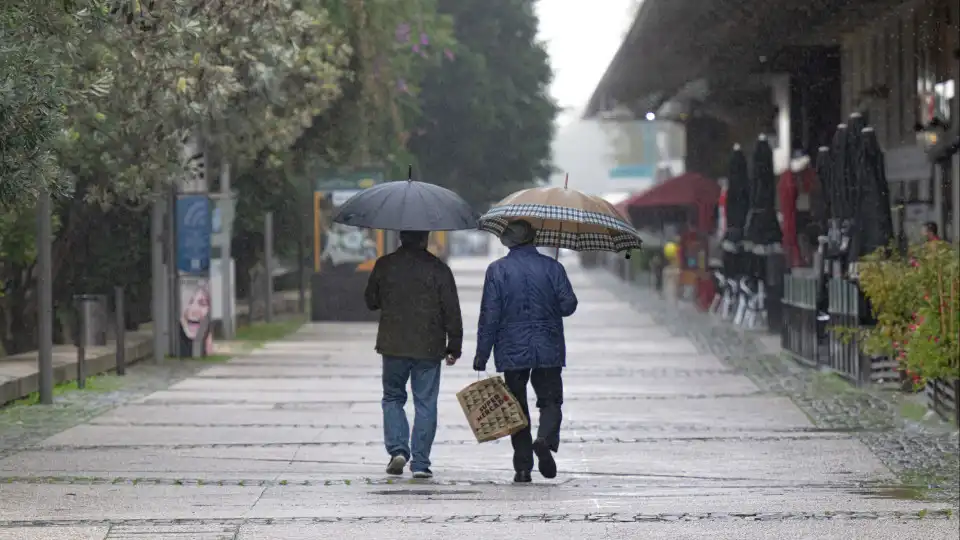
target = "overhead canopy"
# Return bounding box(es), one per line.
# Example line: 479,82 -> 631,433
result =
619,173 -> 719,210
584,0 -> 909,118
617,173 -> 721,231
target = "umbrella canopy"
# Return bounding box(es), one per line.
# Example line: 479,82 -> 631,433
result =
815,146 -> 833,219
724,145 -> 750,239
478,186 -> 641,253
853,127 -> 895,256
332,179 -> 477,231
828,124 -> 851,220
743,135 -> 782,248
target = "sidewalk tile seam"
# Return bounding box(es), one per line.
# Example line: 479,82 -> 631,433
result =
0,510 -> 955,528
592,271 -> 960,503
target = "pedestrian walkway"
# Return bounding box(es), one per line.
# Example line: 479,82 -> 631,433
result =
0,257 -> 956,539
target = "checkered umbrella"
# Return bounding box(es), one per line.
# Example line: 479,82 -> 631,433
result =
477,185 -> 642,253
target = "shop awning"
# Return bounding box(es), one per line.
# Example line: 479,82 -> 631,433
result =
617,173 -> 720,231
619,173 -> 719,210
584,0 -> 909,118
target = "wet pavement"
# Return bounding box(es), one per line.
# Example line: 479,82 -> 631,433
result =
0,257 -> 957,539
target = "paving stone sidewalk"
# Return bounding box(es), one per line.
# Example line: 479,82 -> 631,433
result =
0,257 -> 957,539
599,271 -> 960,505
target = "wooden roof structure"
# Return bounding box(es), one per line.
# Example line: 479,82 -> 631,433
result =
583,0 -> 910,118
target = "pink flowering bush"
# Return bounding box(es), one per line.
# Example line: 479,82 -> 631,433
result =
855,242 -> 960,383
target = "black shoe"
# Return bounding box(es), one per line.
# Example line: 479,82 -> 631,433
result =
386,454 -> 407,476
513,471 -> 532,483
533,438 -> 557,479
412,468 -> 433,479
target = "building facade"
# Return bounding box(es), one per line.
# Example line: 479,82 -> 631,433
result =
838,0 -> 959,243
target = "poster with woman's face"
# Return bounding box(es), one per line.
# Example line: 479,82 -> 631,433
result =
180,277 -> 210,339
179,276 -> 213,356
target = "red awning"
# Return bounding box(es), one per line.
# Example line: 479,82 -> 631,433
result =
616,172 -> 720,231
619,172 -> 720,210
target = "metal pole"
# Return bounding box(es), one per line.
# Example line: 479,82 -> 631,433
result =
115,286 -> 126,375
220,163 -> 235,339
297,233 -> 306,315
265,212 -> 274,323
151,188 -> 166,362
76,296 -> 87,389
37,188 -> 54,405
168,186 -> 180,357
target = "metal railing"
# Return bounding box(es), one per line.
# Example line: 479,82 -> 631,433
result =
779,275 -> 898,385
825,279 -> 899,385
927,379 -> 960,427
781,274 -> 822,368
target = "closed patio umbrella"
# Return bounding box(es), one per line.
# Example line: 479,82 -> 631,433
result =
829,124 -> 853,221
744,135 -> 782,251
722,145 -> 750,280
723,144 -> 750,247
852,127 -> 895,258
815,146 -> 833,221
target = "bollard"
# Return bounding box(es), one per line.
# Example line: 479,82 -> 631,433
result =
264,212 -> 274,323
75,295 -> 88,389
115,286 -> 126,376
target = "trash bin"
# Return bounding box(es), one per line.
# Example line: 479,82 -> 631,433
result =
75,294 -> 108,347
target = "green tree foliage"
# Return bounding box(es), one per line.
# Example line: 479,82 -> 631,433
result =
409,0 -> 557,208
53,0 -> 352,203
0,1 -> 69,208
231,0 -> 454,292
4,0 -> 517,355
2,0 -> 357,354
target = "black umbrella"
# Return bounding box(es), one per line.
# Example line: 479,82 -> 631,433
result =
829,123 -> 852,221
845,113 -> 868,220
814,146 -> 833,219
744,135 -> 782,248
725,144 -> 750,237
332,167 -> 478,231
722,144 -> 750,280
853,127 -> 894,257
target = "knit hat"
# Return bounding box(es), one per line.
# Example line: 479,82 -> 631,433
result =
500,220 -> 536,248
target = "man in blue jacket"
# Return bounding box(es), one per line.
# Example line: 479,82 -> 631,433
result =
473,220 -> 578,483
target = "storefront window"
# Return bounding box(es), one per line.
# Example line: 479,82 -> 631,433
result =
935,80 -> 955,122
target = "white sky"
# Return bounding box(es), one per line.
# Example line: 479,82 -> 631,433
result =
536,0 -> 636,124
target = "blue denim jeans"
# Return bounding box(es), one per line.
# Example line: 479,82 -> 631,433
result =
381,356 -> 442,472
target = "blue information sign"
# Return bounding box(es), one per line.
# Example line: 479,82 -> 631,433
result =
176,195 -> 212,273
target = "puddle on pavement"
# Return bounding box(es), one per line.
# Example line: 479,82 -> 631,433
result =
848,486 -> 931,501
370,489 -> 481,496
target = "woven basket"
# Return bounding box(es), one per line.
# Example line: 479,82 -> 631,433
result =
456,376 -> 528,443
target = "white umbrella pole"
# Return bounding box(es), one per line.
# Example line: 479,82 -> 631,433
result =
556,174 -> 569,260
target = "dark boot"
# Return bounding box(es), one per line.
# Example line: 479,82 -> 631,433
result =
533,438 -> 557,479
513,470 -> 532,483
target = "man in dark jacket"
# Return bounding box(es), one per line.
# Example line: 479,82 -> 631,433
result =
365,230 -> 463,479
472,220 -> 578,483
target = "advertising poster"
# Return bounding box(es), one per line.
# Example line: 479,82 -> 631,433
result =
176,195 -> 212,273
310,168 -> 386,322
317,190 -> 380,269
175,193 -> 213,357
313,168 -> 386,273
178,275 -> 213,357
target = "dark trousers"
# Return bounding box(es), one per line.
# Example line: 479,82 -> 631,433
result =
503,367 -> 563,473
